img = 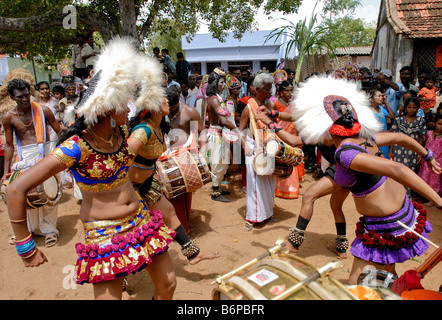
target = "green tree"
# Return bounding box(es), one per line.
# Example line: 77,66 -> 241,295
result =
318,0 -> 375,47
266,2 -> 338,83
320,16 -> 376,47
0,0 -> 303,61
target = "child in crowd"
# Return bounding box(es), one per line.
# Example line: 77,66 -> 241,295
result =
398,90 -> 424,117
418,113 -> 442,201
389,97 -> 427,172
52,85 -> 67,127
369,89 -> 395,158
418,74 -> 438,116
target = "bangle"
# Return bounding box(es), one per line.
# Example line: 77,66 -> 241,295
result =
423,148 -> 434,161
10,218 -> 27,223
14,233 -> 32,244
15,236 -> 36,258
269,110 -> 280,118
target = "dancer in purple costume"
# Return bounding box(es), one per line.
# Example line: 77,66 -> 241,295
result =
292,76 -> 442,284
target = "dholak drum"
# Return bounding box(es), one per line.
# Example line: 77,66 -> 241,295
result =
253,152 -> 293,179
222,129 -> 239,144
264,138 -> 304,167
1,170 -> 61,209
212,253 -> 357,300
156,150 -> 211,199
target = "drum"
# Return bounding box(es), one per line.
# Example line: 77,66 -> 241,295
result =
1,170 -> 61,209
253,152 -> 293,179
357,269 -> 398,290
213,253 -> 357,300
222,129 -> 239,144
264,138 -> 304,167
156,150 -> 211,199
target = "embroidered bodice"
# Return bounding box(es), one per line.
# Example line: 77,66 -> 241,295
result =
130,121 -> 166,170
50,126 -> 135,192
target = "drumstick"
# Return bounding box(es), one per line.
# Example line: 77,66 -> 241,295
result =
397,221 -> 439,248
213,238 -> 285,284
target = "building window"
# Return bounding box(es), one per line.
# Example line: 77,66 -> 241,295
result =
228,61 -> 253,73
206,62 -> 222,74
191,63 -> 201,75
260,60 -> 277,72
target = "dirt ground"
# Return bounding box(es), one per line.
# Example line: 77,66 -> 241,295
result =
0,170 -> 441,300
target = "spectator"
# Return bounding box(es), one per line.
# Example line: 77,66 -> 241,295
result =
72,34 -> 87,80
377,69 -> 405,116
81,35 -> 100,76
152,46 -> 163,62
164,68 -> 180,88
161,49 -> 176,73
175,52 -> 192,85
399,66 -> 419,94
418,74 -> 438,113
188,74 -> 198,95
179,81 -> 197,107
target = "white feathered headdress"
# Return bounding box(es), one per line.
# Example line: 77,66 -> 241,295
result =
133,53 -> 165,115
76,36 -> 139,126
292,76 -> 382,145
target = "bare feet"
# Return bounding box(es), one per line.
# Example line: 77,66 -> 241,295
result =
286,241 -> 299,254
189,251 -> 221,265
326,241 -> 347,259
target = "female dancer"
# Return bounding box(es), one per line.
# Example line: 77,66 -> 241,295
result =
290,76 -> 442,284
128,55 -> 219,264
5,38 -> 176,299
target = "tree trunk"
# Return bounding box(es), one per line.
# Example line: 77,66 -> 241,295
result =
119,0 -> 139,45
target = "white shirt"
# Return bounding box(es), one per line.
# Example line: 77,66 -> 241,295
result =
180,93 -> 197,108
81,44 -> 100,67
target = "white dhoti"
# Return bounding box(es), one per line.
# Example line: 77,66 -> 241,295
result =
245,136 -> 275,223
207,125 -> 229,188
14,143 -> 59,236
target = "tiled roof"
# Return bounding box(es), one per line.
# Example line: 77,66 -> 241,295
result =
387,0 -> 442,38
335,46 -> 372,56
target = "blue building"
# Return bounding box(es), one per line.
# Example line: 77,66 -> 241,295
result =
181,30 -> 294,75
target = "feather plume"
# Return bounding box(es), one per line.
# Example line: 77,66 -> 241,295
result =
77,36 -> 139,126
133,53 -> 165,115
291,76 -> 382,144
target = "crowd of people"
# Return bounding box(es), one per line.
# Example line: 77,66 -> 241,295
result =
0,34 -> 441,300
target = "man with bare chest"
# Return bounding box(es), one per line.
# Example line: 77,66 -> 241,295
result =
2,79 -> 63,247
205,71 -> 237,202
165,85 -> 205,232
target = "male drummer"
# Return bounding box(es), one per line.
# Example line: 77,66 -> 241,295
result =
2,79 -> 63,247
165,85 -> 205,232
238,73 -> 278,230
205,70 -> 237,202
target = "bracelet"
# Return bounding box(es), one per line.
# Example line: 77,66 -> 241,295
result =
14,233 -> 32,244
15,236 -> 36,258
269,110 -> 280,118
10,218 -> 27,223
423,148 -> 434,161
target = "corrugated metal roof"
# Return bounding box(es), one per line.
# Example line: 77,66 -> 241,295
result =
335,46 -> 372,55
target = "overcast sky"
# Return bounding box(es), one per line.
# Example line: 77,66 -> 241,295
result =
198,0 -> 381,33
255,0 -> 381,30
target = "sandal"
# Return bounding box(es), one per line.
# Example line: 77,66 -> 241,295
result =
45,233 -> 58,248
244,222 -> 254,231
